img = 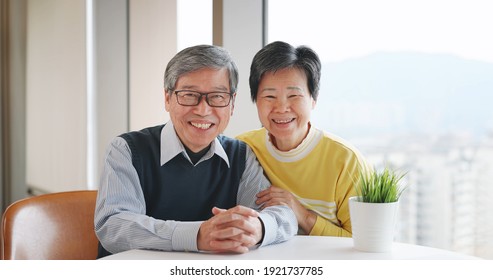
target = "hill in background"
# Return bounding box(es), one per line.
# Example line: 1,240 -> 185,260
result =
313,52 -> 493,140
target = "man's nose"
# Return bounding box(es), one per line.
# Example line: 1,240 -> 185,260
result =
193,96 -> 212,115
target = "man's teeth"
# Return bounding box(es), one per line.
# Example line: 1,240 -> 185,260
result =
273,119 -> 293,124
191,122 -> 212,129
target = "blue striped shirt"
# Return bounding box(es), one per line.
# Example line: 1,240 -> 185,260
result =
94,122 -> 296,254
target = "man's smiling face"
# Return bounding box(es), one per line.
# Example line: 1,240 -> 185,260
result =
165,67 -> 234,152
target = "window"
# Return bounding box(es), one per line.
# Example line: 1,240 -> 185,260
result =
268,0 -> 493,259
177,0 -> 212,50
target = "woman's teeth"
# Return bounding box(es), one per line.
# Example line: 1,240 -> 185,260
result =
273,118 -> 293,124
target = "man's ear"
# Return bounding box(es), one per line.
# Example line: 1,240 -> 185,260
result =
230,93 -> 237,116
164,90 -> 171,112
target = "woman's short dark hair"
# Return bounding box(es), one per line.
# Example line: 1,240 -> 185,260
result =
249,41 -> 321,102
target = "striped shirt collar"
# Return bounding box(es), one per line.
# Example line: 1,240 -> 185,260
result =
160,121 -> 230,167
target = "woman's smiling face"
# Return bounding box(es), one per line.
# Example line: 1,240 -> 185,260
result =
255,67 -> 315,151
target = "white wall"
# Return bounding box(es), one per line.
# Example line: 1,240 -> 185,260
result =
25,0 -> 178,193
92,0 -> 129,189
22,0 -> 262,195
129,0 -> 175,131
221,0 -> 263,137
6,0 -> 27,202
26,0 -> 87,193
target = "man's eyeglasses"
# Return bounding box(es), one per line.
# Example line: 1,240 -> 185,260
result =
174,90 -> 233,107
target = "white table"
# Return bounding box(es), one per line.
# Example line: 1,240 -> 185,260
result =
101,236 -> 480,260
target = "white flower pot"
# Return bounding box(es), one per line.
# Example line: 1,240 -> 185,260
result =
348,196 -> 399,253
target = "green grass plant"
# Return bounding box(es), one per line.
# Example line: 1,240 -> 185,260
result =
356,167 -> 407,203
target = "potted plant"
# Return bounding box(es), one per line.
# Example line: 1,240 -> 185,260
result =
349,166 -> 407,252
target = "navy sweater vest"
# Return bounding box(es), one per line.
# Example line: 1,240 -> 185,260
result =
98,124 -> 246,257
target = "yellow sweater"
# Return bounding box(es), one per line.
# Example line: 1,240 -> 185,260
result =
237,126 -> 369,237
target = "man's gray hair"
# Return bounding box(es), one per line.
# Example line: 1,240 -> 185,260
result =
164,45 -> 239,94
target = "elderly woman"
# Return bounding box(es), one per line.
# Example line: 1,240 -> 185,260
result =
237,41 -> 369,237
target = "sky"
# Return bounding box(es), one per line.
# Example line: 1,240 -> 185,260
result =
268,0 -> 493,63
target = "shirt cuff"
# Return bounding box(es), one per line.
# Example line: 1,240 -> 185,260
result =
257,212 -> 276,246
171,221 -> 202,252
